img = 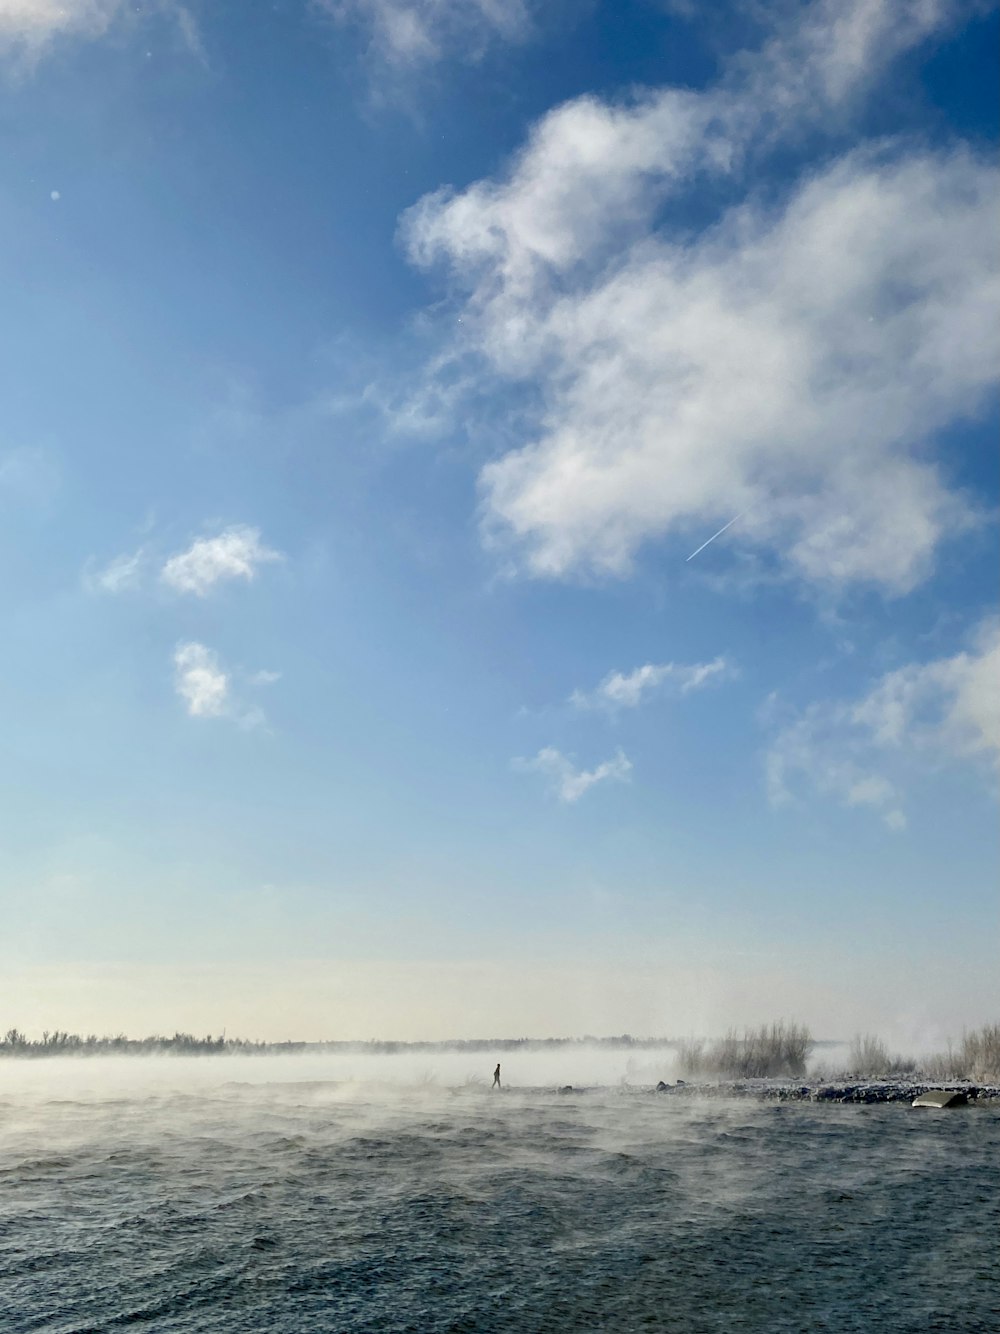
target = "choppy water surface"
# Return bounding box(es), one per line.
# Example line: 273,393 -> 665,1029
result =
1,1056 -> 997,1333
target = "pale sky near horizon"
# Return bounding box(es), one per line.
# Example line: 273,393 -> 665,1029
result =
1,0 -> 997,1044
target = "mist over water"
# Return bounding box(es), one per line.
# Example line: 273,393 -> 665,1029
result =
0,1047 -> 683,1101
2,1053 -> 998,1332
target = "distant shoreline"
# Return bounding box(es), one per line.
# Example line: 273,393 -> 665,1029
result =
0,1033 -> 698,1057
5,1029 -> 997,1092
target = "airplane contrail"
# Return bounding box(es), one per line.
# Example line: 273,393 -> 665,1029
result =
686,507 -> 751,561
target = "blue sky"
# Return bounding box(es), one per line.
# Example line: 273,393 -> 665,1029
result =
1,0 -> 997,1043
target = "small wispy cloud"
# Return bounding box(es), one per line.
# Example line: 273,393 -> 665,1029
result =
571,656 -> 735,711
0,0 -> 203,62
84,547 -> 146,595
764,705 -> 909,832
249,669 -> 282,686
172,641 -> 277,727
174,642 -> 230,719
161,525 -> 283,597
764,618 -> 1000,830
0,0 -> 124,50
513,746 -> 632,803
318,0 -> 533,70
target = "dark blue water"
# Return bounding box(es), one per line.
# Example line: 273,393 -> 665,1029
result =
1,1059 -> 997,1332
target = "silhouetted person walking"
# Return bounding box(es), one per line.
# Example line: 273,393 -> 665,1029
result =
492,1063 -> 501,1089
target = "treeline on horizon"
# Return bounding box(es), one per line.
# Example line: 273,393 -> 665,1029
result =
0,1029 -> 684,1058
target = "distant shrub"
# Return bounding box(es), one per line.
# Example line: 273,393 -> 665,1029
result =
850,1024 -> 1000,1084
960,1024 -> 1000,1082
677,1022 -> 813,1079
926,1025 -> 1000,1083
918,1027 -> 993,1082
675,1038 -> 707,1074
922,1049 -> 958,1080
844,1033 -> 914,1079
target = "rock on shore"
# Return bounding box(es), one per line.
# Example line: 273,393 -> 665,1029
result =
653,1080 -> 1000,1103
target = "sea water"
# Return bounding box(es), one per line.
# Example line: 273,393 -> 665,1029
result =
1,1055 -> 997,1333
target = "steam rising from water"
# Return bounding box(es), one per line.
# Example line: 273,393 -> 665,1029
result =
0,1047 -> 683,1103
2,1052 -> 997,1331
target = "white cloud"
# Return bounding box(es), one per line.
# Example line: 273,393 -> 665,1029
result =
851,620 -> 1000,761
84,547 -> 146,595
173,642 -> 229,719
402,0 -> 998,592
765,619 -> 1000,827
405,0 -> 979,317
317,0 -> 533,68
161,525 -> 283,597
173,642 -> 279,725
0,0 -> 123,48
571,656 -> 734,710
514,746 -> 632,803
249,669 -> 282,686
740,0 -> 981,115
765,706 -> 908,830
0,0 -> 204,61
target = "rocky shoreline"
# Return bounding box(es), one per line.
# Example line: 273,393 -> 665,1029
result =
652,1078 -> 1000,1104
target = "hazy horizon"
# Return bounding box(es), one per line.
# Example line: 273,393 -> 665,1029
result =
5,957 -> 996,1055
